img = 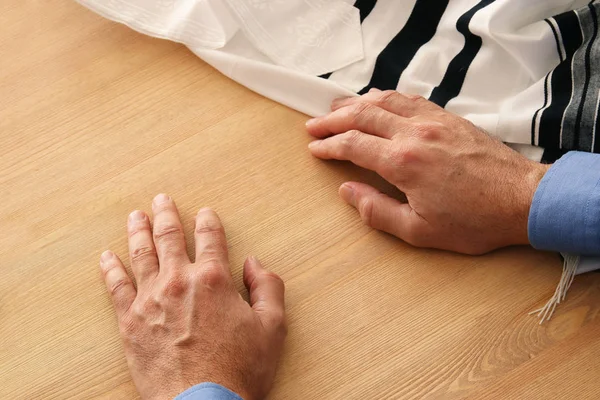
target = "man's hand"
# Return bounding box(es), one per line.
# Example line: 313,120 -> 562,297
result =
100,194 -> 286,400
307,90 -> 549,255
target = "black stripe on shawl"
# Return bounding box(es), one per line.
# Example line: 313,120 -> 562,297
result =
541,148 -> 568,164
547,18 -> 565,62
354,0 -> 377,22
573,3 -> 599,149
358,0 -> 449,94
538,11 -> 584,149
531,19 -> 564,145
531,70 -> 552,145
428,0 -> 495,108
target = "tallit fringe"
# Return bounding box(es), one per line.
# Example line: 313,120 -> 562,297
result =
529,254 -> 580,324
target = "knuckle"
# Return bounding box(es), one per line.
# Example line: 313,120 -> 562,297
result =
339,130 -> 361,150
195,217 -> 224,235
374,147 -> 395,178
130,302 -> 147,319
101,262 -> 117,278
388,144 -> 419,167
348,102 -> 372,122
162,274 -> 189,298
195,227 -> 227,256
412,121 -> 443,140
196,263 -> 226,287
128,224 -> 151,238
358,197 -> 375,227
334,130 -> 362,158
262,270 -> 284,286
271,312 -> 288,336
373,90 -> 398,107
434,109 -> 455,122
109,278 -> 131,296
256,270 -> 285,292
405,93 -> 426,102
130,245 -> 157,263
153,225 -> 184,242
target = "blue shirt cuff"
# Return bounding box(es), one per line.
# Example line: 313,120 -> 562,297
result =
528,151 -> 600,255
174,383 -> 243,400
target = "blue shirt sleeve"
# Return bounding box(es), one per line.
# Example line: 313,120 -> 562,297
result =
528,151 -> 600,255
174,383 -> 243,400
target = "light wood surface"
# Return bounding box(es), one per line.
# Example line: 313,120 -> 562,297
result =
2,1 -> 600,399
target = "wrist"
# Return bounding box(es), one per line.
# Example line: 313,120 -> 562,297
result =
136,377 -> 193,400
517,161 -> 550,245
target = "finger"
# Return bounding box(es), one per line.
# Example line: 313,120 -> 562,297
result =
151,194 -> 190,267
306,102 -> 401,139
127,210 -> 159,287
194,208 -> 231,277
308,130 -> 390,178
100,250 -> 136,319
243,256 -> 286,335
339,182 -> 428,247
330,90 -> 441,118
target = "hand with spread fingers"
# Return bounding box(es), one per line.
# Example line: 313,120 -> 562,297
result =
99,194 -> 287,400
306,90 -> 550,255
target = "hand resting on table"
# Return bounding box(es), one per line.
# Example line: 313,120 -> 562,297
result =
100,194 -> 286,400
307,90 -> 549,255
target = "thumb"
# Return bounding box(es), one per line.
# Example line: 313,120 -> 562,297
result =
243,256 -> 287,335
339,181 -> 427,247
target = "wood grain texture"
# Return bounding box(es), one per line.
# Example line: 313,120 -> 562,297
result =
1,1 -> 600,399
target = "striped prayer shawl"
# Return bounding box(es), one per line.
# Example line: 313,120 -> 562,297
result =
325,0 -> 600,162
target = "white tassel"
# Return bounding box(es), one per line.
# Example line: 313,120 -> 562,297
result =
529,254 -> 580,324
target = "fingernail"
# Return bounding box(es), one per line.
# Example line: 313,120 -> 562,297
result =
247,255 -> 260,267
308,140 -> 321,150
305,117 -> 320,128
198,207 -> 212,214
153,193 -> 170,206
100,250 -> 114,263
369,87 -> 382,93
128,210 -> 145,222
339,183 -> 356,207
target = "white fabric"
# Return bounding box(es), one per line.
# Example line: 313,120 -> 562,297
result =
79,0 -> 365,75
75,0 -> 593,161
329,0 -> 417,92
394,0 -> 470,99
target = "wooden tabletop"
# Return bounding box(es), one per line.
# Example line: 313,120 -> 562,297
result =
2,1 -> 600,399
